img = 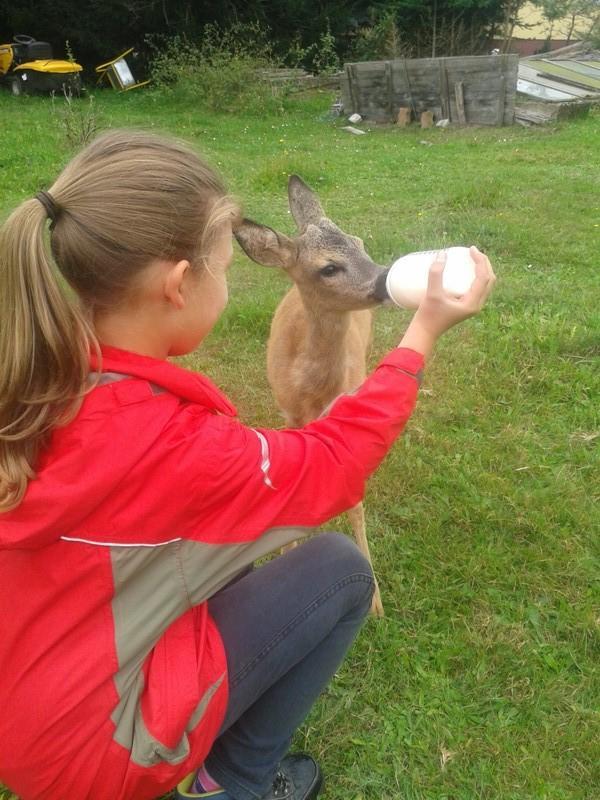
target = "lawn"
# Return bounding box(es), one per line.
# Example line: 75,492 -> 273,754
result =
0,86 -> 598,800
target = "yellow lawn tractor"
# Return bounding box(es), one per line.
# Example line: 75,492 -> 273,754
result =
0,35 -> 83,96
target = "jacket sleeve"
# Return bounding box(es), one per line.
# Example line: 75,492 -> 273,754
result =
172,347 -> 424,543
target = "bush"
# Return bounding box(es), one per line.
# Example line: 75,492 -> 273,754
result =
285,23 -> 340,75
52,89 -> 102,149
146,23 -> 287,113
351,12 -> 413,62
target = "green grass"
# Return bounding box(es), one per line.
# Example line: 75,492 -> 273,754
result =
1,86 -> 599,800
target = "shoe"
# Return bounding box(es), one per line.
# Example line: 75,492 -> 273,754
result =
267,753 -> 322,800
174,753 -> 323,800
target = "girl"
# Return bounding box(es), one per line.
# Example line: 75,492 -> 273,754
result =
0,130 -> 495,800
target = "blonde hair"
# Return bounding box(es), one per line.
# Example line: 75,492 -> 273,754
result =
0,129 -> 239,512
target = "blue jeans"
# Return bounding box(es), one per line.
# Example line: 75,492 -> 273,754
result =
204,533 -> 375,800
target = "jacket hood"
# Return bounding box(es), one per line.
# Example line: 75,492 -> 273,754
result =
0,346 -> 237,551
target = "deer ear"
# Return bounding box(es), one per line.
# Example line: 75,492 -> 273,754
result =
234,219 -> 295,269
288,175 -> 326,232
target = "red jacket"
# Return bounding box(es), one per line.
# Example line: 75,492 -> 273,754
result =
0,344 -> 423,800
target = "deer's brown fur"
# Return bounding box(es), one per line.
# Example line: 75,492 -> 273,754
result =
235,176 -> 390,616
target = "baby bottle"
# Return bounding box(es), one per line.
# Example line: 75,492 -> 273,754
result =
386,246 -> 476,309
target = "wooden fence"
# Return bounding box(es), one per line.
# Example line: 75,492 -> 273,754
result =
341,54 -> 519,125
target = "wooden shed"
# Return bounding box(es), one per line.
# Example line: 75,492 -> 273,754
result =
341,54 -> 519,126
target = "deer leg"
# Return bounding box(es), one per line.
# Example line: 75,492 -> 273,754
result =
346,502 -> 384,617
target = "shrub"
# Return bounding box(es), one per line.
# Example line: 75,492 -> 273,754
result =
52,89 -> 102,149
146,23 -> 287,113
351,11 -> 413,62
294,23 -> 341,75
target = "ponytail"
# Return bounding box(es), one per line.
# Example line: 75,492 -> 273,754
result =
0,200 -> 95,511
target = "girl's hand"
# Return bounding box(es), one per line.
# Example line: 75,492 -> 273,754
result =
416,246 -> 496,337
399,247 -> 496,358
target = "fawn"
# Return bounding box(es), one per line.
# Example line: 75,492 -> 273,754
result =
235,176 -> 390,616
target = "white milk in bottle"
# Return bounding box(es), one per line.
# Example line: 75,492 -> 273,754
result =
386,246 -> 477,309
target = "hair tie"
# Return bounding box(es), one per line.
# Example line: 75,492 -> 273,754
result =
35,191 -> 59,230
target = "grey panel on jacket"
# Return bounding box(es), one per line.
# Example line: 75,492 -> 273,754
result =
109,525 -> 310,766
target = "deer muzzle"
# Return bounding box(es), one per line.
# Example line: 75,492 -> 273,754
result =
370,267 -> 392,304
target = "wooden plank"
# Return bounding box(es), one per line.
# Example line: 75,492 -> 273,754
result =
340,72 -> 351,112
444,65 -> 515,82
439,56 -> 518,83
515,106 -> 556,124
385,61 -> 394,119
503,56 -> 518,127
391,61 -> 439,118
439,59 -> 450,120
455,81 -> 466,124
360,65 -> 391,121
346,63 -> 360,116
349,55 -> 512,71
401,58 -> 417,120
342,65 -> 351,111
497,73 -> 506,126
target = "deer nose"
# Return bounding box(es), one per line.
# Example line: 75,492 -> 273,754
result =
370,268 -> 391,303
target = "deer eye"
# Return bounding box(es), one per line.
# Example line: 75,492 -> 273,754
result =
319,263 -> 343,278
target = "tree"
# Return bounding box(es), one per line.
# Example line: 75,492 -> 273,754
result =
534,0 -> 600,41
351,1 -> 523,59
0,0 -> 547,72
